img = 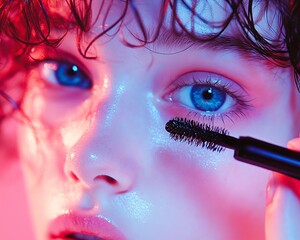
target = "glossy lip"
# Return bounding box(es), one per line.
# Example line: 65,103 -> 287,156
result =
48,213 -> 126,240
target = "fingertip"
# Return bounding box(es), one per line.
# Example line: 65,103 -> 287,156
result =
287,137 -> 300,151
265,175 -> 300,240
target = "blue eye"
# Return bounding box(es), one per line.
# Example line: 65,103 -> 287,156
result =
191,84 -> 226,112
169,73 -> 238,115
40,61 -> 92,89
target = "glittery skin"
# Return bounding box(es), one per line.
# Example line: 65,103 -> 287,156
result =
14,1 -> 300,240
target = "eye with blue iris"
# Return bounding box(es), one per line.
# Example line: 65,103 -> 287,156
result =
168,72 -> 250,119
40,61 -> 92,89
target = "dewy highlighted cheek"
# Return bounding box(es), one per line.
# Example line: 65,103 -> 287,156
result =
113,192 -> 153,223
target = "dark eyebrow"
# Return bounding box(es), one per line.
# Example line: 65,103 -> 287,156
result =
51,13 -> 268,64
147,28 -> 265,62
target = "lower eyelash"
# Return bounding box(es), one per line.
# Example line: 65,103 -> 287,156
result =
186,105 -> 251,126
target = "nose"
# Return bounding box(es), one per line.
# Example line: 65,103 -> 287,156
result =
64,83 -> 149,194
66,144 -> 138,194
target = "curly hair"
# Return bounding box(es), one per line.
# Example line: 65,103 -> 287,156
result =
0,0 -> 299,120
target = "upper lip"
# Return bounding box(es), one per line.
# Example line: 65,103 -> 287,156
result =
48,213 -> 126,240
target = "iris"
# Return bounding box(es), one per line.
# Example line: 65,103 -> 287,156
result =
191,84 -> 226,112
55,62 -> 92,89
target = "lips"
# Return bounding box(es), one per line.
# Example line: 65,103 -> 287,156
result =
63,233 -> 105,240
48,213 -> 126,240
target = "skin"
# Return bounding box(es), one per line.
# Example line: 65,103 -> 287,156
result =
15,1 -> 300,239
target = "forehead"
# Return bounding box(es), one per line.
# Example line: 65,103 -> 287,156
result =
38,0 -> 284,66
46,0 -> 279,36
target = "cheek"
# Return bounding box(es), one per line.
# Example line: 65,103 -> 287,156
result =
17,120 -> 67,188
17,125 -> 81,233
23,86 -> 92,127
232,100 -> 296,146
19,90 -> 101,153
133,146 -> 267,239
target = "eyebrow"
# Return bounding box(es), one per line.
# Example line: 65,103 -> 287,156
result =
146,28 -> 266,62
52,12 -> 269,64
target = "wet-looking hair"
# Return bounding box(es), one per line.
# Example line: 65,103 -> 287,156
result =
0,0 -> 299,120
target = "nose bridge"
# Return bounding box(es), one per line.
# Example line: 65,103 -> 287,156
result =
97,79 -> 148,149
65,78 -> 149,192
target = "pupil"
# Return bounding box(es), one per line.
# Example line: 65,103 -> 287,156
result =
202,88 -> 213,100
66,65 -> 78,77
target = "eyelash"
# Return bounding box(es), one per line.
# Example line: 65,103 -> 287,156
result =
166,74 -> 253,124
28,48 -> 93,90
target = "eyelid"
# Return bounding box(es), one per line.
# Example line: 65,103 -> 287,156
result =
169,72 -> 234,93
166,72 -> 250,105
29,47 -> 93,81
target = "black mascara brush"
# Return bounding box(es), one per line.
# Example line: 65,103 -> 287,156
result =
165,118 -> 300,180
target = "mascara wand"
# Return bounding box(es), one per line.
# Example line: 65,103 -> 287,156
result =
166,118 -> 300,180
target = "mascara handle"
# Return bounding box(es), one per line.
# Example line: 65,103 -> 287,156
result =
234,137 -> 300,180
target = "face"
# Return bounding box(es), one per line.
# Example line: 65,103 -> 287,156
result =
16,1 -> 300,240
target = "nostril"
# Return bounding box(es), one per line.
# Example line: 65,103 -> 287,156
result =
94,175 -> 118,185
70,171 -> 80,182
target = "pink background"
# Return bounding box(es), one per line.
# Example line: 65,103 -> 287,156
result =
0,117 -> 34,240
0,161 -> 34,239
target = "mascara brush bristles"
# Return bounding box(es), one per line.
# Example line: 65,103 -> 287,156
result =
165,117 -> 229,152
